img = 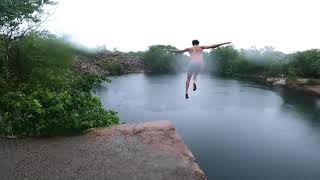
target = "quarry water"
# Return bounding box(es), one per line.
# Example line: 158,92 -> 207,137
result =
95,73 -> 320,180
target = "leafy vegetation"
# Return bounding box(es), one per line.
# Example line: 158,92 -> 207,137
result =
144,45 -> 189,73
0,73 -> 119,137
0,0 -> 119,137
141,44 -> 320,80
288,49 -> 320,78
105,61 -> 126,75
204,46 -> 320,79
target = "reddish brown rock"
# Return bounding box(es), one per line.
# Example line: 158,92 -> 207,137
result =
88,120 -> 207,180
0,121 -> 206,180
299,85 -> 320,96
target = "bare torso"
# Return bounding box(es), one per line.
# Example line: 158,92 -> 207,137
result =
188,45 -> 203,61
172,41 -> 232,98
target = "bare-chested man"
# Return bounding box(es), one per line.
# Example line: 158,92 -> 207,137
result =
173,40 -> 231,99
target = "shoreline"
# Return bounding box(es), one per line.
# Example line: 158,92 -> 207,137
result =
233,74 -> 320,97
72,53 -> 320,97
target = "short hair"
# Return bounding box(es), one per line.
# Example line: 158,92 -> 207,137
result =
192,40 -> 199,45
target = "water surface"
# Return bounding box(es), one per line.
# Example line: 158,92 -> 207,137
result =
95,73 -> 320,180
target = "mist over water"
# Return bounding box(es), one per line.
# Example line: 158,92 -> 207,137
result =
95,73 -> 320,180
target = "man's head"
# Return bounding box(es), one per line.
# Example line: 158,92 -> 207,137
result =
192,40 -> 199,46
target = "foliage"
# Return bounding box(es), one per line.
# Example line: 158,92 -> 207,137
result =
206,45 -> 239,75
127,51 -> 145,57
0,0 -> 57,81
204,46 -> 320,79
143,44 -> 320,79
0,33 -> 119,137
105,61 -> 126,75
0,0 -> 119,137
10,32 -> 74,82
0,0 -> 56,38
287,66 -> 299,80
144,45 -> 189,73
288,49 -> 320,78
0,72 -> 119,137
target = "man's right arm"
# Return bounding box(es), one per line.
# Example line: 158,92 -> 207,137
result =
201,42 -> 232,50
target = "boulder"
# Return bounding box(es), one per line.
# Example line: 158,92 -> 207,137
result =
273,78 -> 286,86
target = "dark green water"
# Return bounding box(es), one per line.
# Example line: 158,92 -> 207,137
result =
95,73 -> 320,180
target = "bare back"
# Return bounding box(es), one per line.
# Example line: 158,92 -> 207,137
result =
187,45 -> 204,61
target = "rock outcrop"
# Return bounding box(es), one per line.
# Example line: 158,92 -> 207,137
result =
0,120 -> 206,180
298,85 -> 320,96
73,52 -> 144,75
236,74 -> 320,96
266,77 -> 287,86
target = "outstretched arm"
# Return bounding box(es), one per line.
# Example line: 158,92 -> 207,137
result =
172,48 -> 189,53
201,42 -> 232,50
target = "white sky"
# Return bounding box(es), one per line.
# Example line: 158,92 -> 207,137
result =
44,0 -> 320,53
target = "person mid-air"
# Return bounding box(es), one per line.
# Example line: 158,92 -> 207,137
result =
173,40 -> 231,99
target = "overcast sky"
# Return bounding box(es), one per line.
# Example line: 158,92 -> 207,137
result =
44,0 -> 320,53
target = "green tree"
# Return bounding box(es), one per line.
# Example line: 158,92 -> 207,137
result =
288,49 -> 320,78
0,0 -> 55,80
0,0 -> 55,38
144,45 -> 188,73
0,1 -> 120,137
207,45 -> 239,75
13,32 -> 73,82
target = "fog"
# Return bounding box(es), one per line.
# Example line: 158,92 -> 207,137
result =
44,0 -> 320,53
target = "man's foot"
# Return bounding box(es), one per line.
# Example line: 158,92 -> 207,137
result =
193,83 -> 197,91
185,94 -> 189,99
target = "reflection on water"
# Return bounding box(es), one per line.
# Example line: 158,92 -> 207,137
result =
95,73 -> 320,180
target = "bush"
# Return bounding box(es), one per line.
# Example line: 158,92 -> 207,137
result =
0,33 -> 120,137
105,61 -> 126,75
0,72 -> 119,137
287,66 -> 299,80
0,88 -> 119,137
206,45 -> 239,75
288,49 -> 320,78
144,45 -> 188,73
0,1 -> 120,137
10,32 -> 74,82
205,46 -> 291,77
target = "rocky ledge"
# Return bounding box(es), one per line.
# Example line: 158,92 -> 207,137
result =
266,78 -> 320,96
234,74 -> 320,97
0,120 -> 206,180
73,52 -> 144,75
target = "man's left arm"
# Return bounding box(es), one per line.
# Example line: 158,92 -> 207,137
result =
201,42 -> 232,50
172,48 -> 189,53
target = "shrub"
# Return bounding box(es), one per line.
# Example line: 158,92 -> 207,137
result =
9,32 -> 74,82
287,66 -> 299,80
105,61 -> 126,75
0,72 -> 119,137
206,45 -> 239,75
0,33 -> 120,137
144,45 -> 188,73
288,49 -> 320,78
0,88 -> 119,137
0,1 -> 120,137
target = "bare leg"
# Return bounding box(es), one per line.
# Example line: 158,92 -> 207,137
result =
193,73 -> 198,91
193,73 -> 198,84
186,78 -> 190,94
185,73 -> 192,98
